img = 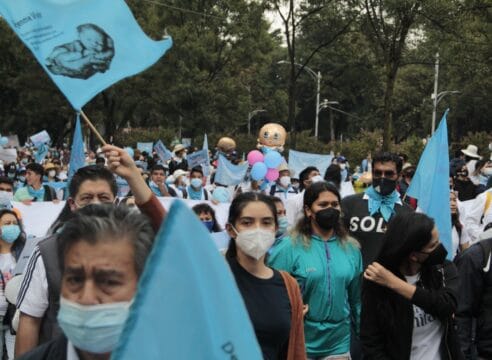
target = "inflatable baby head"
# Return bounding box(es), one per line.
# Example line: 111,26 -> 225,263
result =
257,123 -> 287,153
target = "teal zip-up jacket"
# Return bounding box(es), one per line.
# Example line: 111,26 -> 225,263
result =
268,234 -> 362,357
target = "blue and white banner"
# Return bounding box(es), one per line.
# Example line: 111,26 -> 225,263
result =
153,140 -> 172,163
137,142 -> 153,154
214,155 -> 249,186
30,130 -> 51,147
0,0 -> 172,110
288,149 -> 333,178
187,149 -> 208,170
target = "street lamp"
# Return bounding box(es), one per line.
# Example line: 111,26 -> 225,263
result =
277,60 -> 321,139
319,99 -> 339,141
431,90 -> 460,134
248,109 -> 266,135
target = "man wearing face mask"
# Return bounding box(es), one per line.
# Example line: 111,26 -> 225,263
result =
17,204 -> 155,360
15,146 -> 165,358
185,167 -> 210,201
342,152 -> 413,268
270,197 -> 290,252
168,144 -> 188,175
0,177 -> 14,211
269,164 -> 298,205
454,164 -> 478,201
13,164 -> 57,204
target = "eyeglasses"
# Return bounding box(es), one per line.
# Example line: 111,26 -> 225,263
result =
373,170 -> 397,178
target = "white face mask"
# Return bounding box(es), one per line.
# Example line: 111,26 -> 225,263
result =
279,176 -> 291,188
0,191 -> 13,208
310,175 -> 324,184
482,167 -> 492,177
339,163 -> 347,170
48,170 -> 56,178
233,226 -> 275,260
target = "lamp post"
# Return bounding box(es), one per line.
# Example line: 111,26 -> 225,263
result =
319,99 -> 339,141
277,61 -> 321,139
248,109 -> 266,135
431,52 -> 460,134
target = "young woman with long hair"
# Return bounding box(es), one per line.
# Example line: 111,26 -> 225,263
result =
361,212 -> 464,359
269,182 -> 362,360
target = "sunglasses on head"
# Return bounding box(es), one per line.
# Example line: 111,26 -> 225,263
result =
373,169 -> 397,178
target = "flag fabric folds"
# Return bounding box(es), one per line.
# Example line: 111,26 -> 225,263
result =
68,114 -> 85,179
0,0 -> 172,110
112,200 -> 262,359
288,150 -> 333,178
214,154 -> 249,186
407,110 -> 452,257
202,134 -> 210,176
34,143 -> 49,164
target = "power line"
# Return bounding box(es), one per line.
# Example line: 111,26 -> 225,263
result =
141,0 -> 225,20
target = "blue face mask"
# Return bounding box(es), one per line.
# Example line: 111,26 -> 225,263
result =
202,220 -> 214,232
18,176 -> 26,183
190,178 -> 202,189
1,224 -> 20,243
276,216 -> 289,238
57,297 -> 132,354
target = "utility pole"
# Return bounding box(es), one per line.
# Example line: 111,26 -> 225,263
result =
431,52 -> 439,135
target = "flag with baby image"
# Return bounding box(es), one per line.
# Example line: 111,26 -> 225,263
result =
0,0 -> 172,110
112,200 -> 262,359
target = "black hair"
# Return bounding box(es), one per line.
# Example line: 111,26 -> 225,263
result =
95,157 -> 105,165
372,152 -> 403,174
473,159 -> 487,175
68,165 -> 117,199
150,164 -> 166,174
0,209 -> 26,260
26,163 -> 44,177
294,181 -> 348,244
225,192 -> 278,259
190,166 -> 203,177
58,204 -> 154,276
0,177 -> 14,188
192,203 -> 222,232
324,164 -> 342,189
398,153 -> 408,162
270,196 -> 283,205
299,166 -> 319,191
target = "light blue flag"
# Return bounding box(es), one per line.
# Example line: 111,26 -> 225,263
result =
136,142 -> 153,154
407,110 -> 452,258
153,140 -> 172,163
112,201 -> 262,359
214,154 -> 249,186
0,0 -> 172,110
68,114 -> 85,179
202,134 -> 210,176
34,143 -> 49,163
288,149 -> 333,178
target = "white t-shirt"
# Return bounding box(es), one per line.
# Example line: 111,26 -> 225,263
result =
16,247 -> 49,317
405,274 -> 443,360
0,253 -> 16,315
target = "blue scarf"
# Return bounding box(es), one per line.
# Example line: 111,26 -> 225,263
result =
187,186 -> 203,200
365,186 -> 400,222
28,186 -> 45,201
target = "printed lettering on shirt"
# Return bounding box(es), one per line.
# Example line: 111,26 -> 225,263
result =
413,305 -> 436,328
349,216 -> 386,233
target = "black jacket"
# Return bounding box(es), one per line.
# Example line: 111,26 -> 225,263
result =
361,261 -> 464,360
455,238 -> 492,359
17,335 -> 67,360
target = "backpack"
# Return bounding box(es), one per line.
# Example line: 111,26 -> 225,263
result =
43,185 -> 57,201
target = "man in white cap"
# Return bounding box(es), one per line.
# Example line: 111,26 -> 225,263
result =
461,144 -> 482,178
168,144 -> 188,175
269,163 -> 298,205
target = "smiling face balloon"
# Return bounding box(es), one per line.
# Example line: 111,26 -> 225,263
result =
257,123 -> 287,153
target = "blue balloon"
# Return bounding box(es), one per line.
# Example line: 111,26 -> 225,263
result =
251,162 -> 267,181
264,151 -> 282,169
124,147 -> 134,159
0,137 -> 8,146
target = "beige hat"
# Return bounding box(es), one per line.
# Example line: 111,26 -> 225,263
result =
173,144 -> 185,153
461,144 -> 482,159
278,162 -> 294,176
173,169 -> 188,179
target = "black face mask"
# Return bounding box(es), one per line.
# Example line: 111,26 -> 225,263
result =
421,243 -> 448,266
314,208 -> 340,231
372,178 -> 397,196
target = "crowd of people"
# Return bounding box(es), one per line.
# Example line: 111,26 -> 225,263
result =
0,138 -> 490,360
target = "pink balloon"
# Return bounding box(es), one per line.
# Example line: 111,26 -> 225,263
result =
247,150 -> 264,166
265,168 -> 280,182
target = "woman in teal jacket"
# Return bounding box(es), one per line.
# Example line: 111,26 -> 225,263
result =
269,181 -> 362,359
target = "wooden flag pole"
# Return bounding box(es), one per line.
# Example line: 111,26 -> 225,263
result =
80,110 -> 107,146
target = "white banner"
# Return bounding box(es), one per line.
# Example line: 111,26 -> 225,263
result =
13,198 -> 231,238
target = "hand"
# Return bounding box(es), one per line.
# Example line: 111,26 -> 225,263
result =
102,145 -> 139,181
21,200 -> 32,206
52,199 -> 61,204
364,262 -> 398,288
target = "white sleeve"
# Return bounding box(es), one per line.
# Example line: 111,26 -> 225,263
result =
16,247 -> 49,318
464,193 -> 487,244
